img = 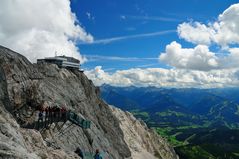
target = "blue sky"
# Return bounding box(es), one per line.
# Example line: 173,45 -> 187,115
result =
70,0 -> 238,72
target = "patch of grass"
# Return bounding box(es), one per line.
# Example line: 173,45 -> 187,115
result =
156,110 -> 187,117
155,127 -> 184,147
177,125 -> 201,130
175,145 -> 216,159
131,110 -> 149,118
234,153 -> 239,156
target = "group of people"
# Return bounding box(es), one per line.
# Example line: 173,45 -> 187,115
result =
75,148 -> 103,159
35,105 -> 67,128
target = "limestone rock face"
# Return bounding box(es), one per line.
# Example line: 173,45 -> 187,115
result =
0,45 -> 178,159
110,106 -> 179,159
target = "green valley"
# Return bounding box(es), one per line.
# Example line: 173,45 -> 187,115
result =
101,85 -> 239,159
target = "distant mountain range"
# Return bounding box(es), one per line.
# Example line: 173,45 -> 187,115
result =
101,84 -> 239,128
100,84 -> 239,159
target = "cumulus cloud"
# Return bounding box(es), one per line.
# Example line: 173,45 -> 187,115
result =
85,66 -> 239,88
159,41 -> 219,71
223,48 -> 239,68
177,22 -> 215,45
177,3 -> 239,47
213,3 -> 239,47
0,0 -> 93,62
160,3 -> 239,71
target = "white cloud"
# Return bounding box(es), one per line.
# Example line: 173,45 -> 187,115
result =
85,66 -> 239,88
81,30 -> 175,45
177,3 -> 239,47
86,12 -> 95,21
125,15 -> 180,22
159,41 -> 219,71
177,22 -> 215,45
0,0 -> 93,62
161,3 -> 239,71
120,15 -> 126,20
222,48 -> 239,68
213,3 -> 239,47
86,55 -> 158,62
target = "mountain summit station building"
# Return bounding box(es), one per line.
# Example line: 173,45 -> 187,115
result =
37,56 -> 80,70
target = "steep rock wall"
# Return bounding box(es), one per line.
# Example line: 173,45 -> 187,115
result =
111,106 -> 179,159
0,45 -> 178,159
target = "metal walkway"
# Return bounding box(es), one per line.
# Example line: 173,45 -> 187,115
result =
22,110 -> 91,130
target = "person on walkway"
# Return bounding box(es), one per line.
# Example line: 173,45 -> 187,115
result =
42,107 -> 46,127
53,106 -> 57,122
56,106 -> 61,121
34,109 -> 39,129
61,106 -> 67,122
37,109 -> 43,129
75,147 -> 84,159
49,106 -> 53,124
94,149 -> 102,159
45,107 -> 49,127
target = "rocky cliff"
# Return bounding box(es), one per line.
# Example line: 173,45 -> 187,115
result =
0,45 -> 178,159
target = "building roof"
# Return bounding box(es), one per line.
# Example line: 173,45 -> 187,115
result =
58,55 -> 80,63
38,55 -> 80,64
